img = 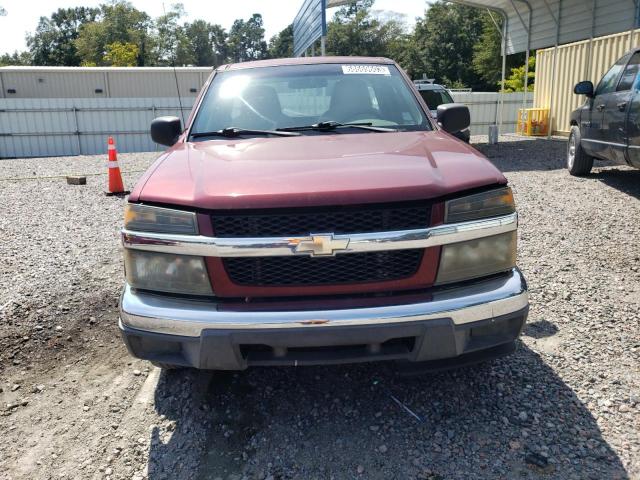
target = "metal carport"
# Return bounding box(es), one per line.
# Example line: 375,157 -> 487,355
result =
447,0 -> 640,135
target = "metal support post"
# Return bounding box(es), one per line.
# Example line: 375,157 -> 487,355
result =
72,106 -> 82,155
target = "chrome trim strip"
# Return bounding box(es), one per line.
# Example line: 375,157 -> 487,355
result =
121,212 -> 518,258
119,268 -> 528,337
581,138 -> 627,148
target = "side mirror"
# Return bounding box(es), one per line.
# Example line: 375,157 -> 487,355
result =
151,116 -> 182,147
574,80 -> 594,97
436,103 -> 470,134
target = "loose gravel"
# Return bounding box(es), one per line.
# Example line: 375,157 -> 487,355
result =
0,136 -> 638,480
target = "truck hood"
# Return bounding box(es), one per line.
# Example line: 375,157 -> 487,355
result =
133,131 -> 506,209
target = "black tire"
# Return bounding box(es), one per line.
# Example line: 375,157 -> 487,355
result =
151,361 -> 184,370
567,125 -> 594,176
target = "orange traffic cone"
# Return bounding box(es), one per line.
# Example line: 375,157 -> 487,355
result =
105,136 -> 129,196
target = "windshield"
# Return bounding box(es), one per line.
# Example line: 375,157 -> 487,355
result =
190,63 -> 429,137
419,89 -> 454,110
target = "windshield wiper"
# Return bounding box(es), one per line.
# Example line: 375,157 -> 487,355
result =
191,127 -> 301,139
278,121 -> 397,133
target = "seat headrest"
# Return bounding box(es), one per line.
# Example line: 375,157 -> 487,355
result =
329,78 -> 371,112
243,85 -> 282,115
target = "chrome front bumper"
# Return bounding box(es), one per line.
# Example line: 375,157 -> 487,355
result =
120,268 -> 527,337
119,268 -> 528,369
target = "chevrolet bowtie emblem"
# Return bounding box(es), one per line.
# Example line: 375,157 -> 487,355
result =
292,234 -> 350,257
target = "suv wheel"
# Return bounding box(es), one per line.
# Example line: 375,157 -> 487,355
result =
567,125 -> 593,176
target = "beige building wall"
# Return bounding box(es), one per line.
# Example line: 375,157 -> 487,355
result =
534,28 -> 640,135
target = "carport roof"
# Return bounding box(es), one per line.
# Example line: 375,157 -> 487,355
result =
448,0 -> 640,54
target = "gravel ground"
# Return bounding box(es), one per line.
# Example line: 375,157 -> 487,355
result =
0,135 -> 638,480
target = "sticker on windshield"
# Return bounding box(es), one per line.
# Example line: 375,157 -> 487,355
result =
342,65 -> 390,75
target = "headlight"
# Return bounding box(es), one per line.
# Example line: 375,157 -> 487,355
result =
435,231 -> 516,285
124,204 -> 198,234
124,250 -> 213,296
445,187 -> 515,223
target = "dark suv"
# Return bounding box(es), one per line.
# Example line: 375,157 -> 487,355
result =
568,49 -> 640,175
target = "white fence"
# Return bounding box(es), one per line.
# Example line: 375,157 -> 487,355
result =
450,91 -> 532,136
0,98 -> 195,158
0,92 -> 532,158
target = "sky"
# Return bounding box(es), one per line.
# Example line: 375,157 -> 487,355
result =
0,0 -> 428,55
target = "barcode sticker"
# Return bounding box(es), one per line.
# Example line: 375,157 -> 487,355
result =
342,65 -> 391,75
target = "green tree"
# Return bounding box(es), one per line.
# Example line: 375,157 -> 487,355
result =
228,14 -> 268,62
104,41 -> 138,66
472,11 -> 503,90
76,1 -> 154,66
180,20 -> 228,66
336,0 -> 374,18
26,7 -> 98,66
0,51 -> 32,66
326,1 -> 408,60
374,11 -> 413,71
503,55 -> 535,92
153,5 -> 228,67
155,3 -> 185,65
268,24 -> 293,59
409,1 -> 484,89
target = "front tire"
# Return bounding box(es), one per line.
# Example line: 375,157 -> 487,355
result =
567,125 -> 593,176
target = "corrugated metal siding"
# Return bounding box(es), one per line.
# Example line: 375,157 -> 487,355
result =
530,0 -> 558,47
505,8 -> 529,55
527,0 -> 634,51
0,67 -> 212,99
0,72 -> 108,98
558,1 -> 592,45
452,0 -> 636,54
534,28 -> 640,134
105,71 -> 207,98
594,0 -> 636,38
0,97 -> 195,158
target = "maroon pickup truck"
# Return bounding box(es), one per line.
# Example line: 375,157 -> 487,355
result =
119,57 -> 528,371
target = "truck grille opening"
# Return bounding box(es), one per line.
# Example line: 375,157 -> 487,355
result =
223,249 -> 424,286
211,201 -> 431,237
239,337 -> 416,364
